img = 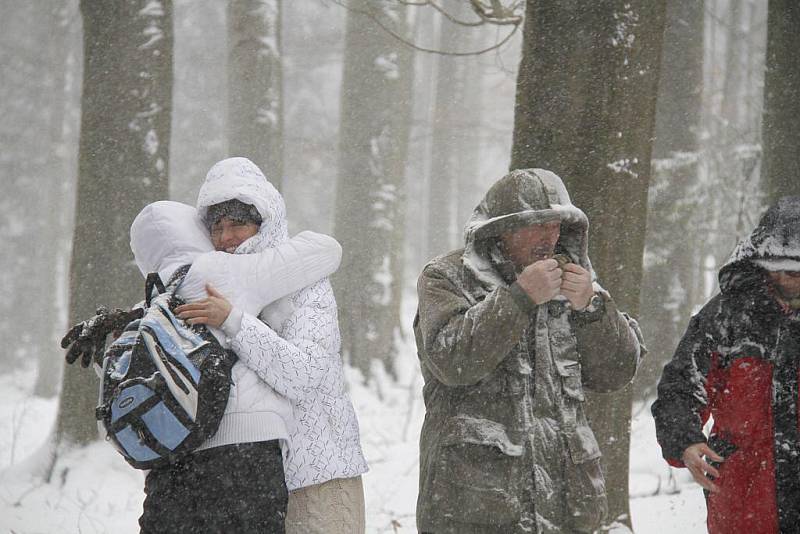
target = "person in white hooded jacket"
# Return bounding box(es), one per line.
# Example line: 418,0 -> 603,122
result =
127,199 -> 343,534
188,157 -> 369,534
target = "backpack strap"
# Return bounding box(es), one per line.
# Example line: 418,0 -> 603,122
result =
145,273 -> 167,307
144,265 -> 192,307
165,264 -> 193,293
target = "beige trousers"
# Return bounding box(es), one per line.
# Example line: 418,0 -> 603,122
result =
285,475 -> 366,534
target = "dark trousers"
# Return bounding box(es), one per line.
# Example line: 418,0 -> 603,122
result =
140,441 -> 287,534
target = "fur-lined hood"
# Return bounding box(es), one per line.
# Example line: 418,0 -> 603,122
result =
719,196 -> 800,294
463,168 -> 593,288
196,157 -> 288,253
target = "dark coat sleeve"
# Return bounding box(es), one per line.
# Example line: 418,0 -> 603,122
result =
651,302 -> 720,463
574,291 -> 645,393
415,263 -> 531,386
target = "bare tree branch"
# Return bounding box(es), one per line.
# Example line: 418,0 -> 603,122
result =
469,0 -> 524,24
396,0 -> 487,27
331,0 -> 522,56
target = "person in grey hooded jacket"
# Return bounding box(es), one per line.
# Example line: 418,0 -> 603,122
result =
414,169 -> 644,533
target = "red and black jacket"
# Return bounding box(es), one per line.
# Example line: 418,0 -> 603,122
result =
652,197 -> 800,534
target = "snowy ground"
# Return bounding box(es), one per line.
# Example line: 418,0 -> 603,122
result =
0,338 -> 707,534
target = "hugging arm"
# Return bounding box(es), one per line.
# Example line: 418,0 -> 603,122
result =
179,231 -> 342,312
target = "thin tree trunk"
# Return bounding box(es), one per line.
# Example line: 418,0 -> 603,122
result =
721,0 -> 745,135
170,0 -> 228,203
334,0 -> 414,379
427,14 -> 459,257
227,0 -> 283,187
454,60 -> 484,238
427,2 -> 483,259
0,2 -> 51,372
407,9 -> 437,271
55,0 -> 172,449
34,1 -> 81,398
511,1 -> 667,527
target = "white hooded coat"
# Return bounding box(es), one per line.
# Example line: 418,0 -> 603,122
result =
196,157 -> 368,491
129,200 -> 343,449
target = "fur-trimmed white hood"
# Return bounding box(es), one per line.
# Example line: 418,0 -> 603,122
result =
197,157 -> 288,253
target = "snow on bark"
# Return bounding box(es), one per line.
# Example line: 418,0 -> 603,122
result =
374,53 -> 399,80
606,157 -> 639,178
138,1 -> 167,51
61,0 -> 173,446
334,0 -> 412,378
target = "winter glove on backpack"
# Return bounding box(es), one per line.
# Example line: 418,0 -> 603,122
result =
61,306 -> 145,368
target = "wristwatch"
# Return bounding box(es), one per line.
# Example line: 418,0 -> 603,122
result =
574,293 -> 605,324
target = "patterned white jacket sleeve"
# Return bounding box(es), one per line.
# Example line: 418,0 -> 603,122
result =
229,278 -> 338,401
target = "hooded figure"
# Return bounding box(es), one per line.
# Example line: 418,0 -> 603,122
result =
414,169 -> 643,533
653,196 -> 800,534
195,157 -> 369,533
130,200 -> 342,320
129,199 -> 342,533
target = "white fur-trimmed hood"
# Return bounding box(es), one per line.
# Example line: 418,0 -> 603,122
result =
197,157 -> 288,253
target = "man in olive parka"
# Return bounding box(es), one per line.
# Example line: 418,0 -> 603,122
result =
414,169 -> 644,533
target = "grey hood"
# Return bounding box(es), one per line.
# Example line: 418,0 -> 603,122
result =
719,196 -> 800,294
463,168 -> 592,288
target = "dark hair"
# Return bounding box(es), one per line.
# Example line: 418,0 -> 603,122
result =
205,199 -> 262,230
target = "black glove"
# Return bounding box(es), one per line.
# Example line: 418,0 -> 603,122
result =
61,306 -> 144,368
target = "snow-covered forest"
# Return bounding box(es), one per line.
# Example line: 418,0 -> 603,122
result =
1,0 -> 798,532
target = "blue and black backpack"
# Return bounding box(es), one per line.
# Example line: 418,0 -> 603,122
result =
95,266 -> 236,470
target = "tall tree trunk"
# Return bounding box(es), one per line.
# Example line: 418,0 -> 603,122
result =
34,0 -> 82,398
0,2 -> 60,372
426,12 -> 459,258
511,1 -> 667,527
699,0 -> 766,267
227,0 -> 283,188
170,0 -> 228,203
454,59 -> 484,240
635,0 -> 704,402
427,2 -> 483,259
721,0 -> 745,135
762,0 -> 800,202
0,1 -> 80,389
54,0 -> 173,449
406,9 -> 437,271
334,1 -> 414,379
